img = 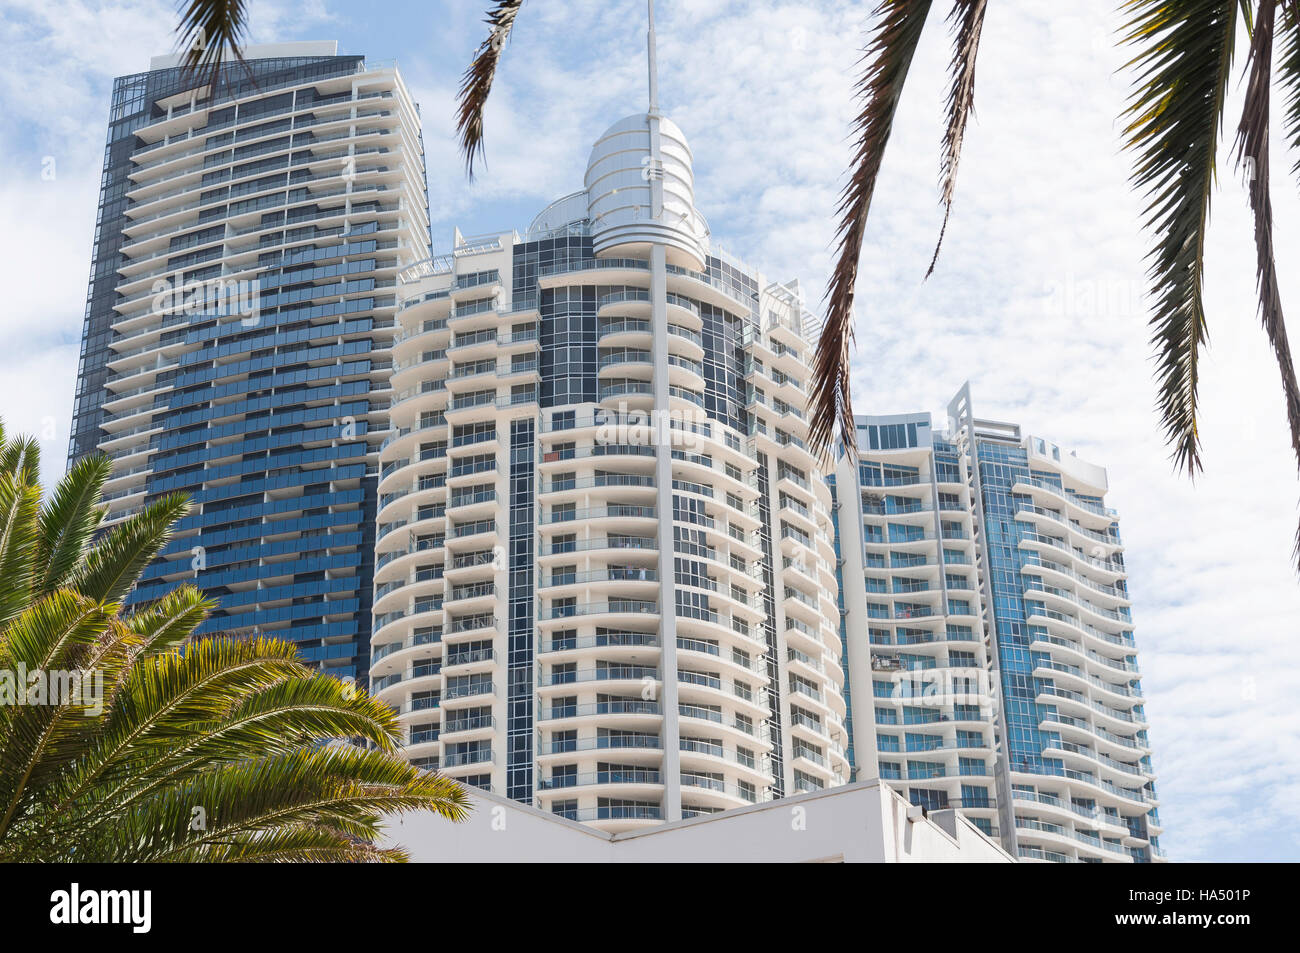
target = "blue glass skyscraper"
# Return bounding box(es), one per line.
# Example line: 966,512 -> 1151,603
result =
949,385 -> 1162,862
69,42 -> 431,681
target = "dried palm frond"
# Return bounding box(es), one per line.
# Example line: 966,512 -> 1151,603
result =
927,0 -> 988,277
457,0 -> 526,179
175,0 -> 252,93
811,0 -> 936,461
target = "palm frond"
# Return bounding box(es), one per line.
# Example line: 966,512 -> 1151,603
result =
72,492 -> 189,604
59,637 -> 404,826
201,668 -> 406,754
0,475 -> 40,629
175,0 -> 252,94
123,583 -> 213,656
36,453 -> 111,596
811,0 -> 936,461
456,0 -> 525,179
80,746 -> 468,862
1278,0 -> 1300,173
1257,0 -> 1300,567
1120,0 -> 1243,476
0,436 -> 40,486
46,636 -> 308,820
0,592 -> 114,842
927,0 -> 988,277
0,616 -> 141,836
0,589 -> 109,681
206,826 -> 410,863
0,431 -> 466,862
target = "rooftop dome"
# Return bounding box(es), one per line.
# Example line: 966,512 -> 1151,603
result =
583,113 -> 708,267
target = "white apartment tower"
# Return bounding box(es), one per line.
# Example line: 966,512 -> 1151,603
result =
370,19 -> 849,828
834,411 -> 1000,839
837,387 -> 1164,863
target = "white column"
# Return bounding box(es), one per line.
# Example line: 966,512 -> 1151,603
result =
650,241 -> 682,821
836,453 -> 877,782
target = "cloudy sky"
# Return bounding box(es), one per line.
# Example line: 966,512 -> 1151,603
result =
2,0 -> 1297,861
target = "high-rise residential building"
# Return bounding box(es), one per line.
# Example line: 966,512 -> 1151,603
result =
837,386 -> 1165,863
370,41 -> 850,826
66,21 -> 1163,862
833,411 -> 999,838
69,42 -> 430,681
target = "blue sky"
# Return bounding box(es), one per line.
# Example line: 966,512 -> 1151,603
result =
2,0 -> 1298,861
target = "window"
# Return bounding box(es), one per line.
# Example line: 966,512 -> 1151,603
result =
867,422 -> 919,450
907,760 -> 945,780
909,789 -> 949,811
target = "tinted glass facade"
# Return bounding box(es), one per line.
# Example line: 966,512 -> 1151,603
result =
73,50 -> 429,682
971,435 -> 1161,862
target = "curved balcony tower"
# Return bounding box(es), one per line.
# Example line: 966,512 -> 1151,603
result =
949,384 -> 1163,863
372,93 -> 848,830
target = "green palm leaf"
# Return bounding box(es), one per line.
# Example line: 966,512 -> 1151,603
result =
0,436 -> 40,486
90,746 -> 467,863
123,583 -> 214,656
0,474 -> 40,629
1120,0 -> 1243,476
72,491 -> 189,604
0,591 -> 116,840
0,423 -> 468,862
36,453 -> 111,595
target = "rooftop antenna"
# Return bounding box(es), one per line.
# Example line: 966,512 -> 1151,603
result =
647,0 -> 659,116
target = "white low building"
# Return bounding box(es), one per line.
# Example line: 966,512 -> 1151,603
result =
384,779 -> 1014,863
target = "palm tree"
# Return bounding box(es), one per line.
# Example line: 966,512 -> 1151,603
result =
167,1 -> 1300,566
0,423 -> 469,862
848,1 -> 1300,574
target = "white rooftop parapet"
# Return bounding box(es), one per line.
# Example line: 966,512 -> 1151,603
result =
1026,434 -> 1110,492
149,41 -> 340,71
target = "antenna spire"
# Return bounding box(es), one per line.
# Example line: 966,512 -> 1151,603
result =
647,0 -> 659,115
